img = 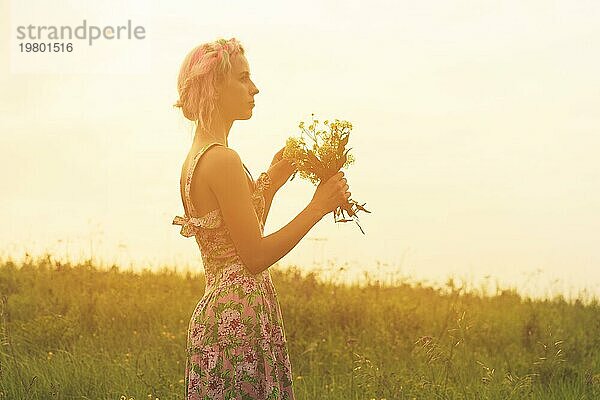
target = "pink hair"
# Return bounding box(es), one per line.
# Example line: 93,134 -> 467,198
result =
173,38 -> 245,132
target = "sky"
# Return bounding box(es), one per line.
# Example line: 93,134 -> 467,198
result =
1,0 -> 599,300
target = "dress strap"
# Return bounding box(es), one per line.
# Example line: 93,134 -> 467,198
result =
183,142 -> 225,217
173,143 -> 258,237
172,142 -> 225,237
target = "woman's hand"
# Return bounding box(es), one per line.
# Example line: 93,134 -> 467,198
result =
266,146 -> 297,193
310,171 -> 350,218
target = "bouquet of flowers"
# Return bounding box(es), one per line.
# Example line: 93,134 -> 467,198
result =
283,114 -> 370,234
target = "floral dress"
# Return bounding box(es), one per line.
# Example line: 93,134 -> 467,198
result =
172,142 -> 295,400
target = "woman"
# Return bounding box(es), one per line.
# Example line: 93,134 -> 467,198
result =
172,38 -> 351,399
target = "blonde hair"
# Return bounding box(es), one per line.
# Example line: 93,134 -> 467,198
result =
173,38 -> 245,133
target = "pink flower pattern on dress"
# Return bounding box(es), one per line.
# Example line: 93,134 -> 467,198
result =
173,143 -> 295,399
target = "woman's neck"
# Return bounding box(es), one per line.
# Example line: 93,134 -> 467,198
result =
194,116 -> 233,147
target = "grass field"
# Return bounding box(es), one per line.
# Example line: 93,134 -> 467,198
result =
1,254 -> 599,399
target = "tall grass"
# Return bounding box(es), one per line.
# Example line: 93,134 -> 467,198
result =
0,253 -> 599,399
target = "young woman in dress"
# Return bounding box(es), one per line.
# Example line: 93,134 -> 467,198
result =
172,37 -> 350,399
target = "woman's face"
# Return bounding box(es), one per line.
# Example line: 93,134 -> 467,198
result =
216,54 -> 259,121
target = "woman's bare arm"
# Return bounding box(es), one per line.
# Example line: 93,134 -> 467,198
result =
202,147 -> 323,275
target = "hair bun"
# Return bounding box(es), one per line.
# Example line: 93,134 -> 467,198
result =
182,104 -> 199,121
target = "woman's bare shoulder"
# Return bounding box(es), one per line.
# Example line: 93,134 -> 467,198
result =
199,145 -> 243,179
